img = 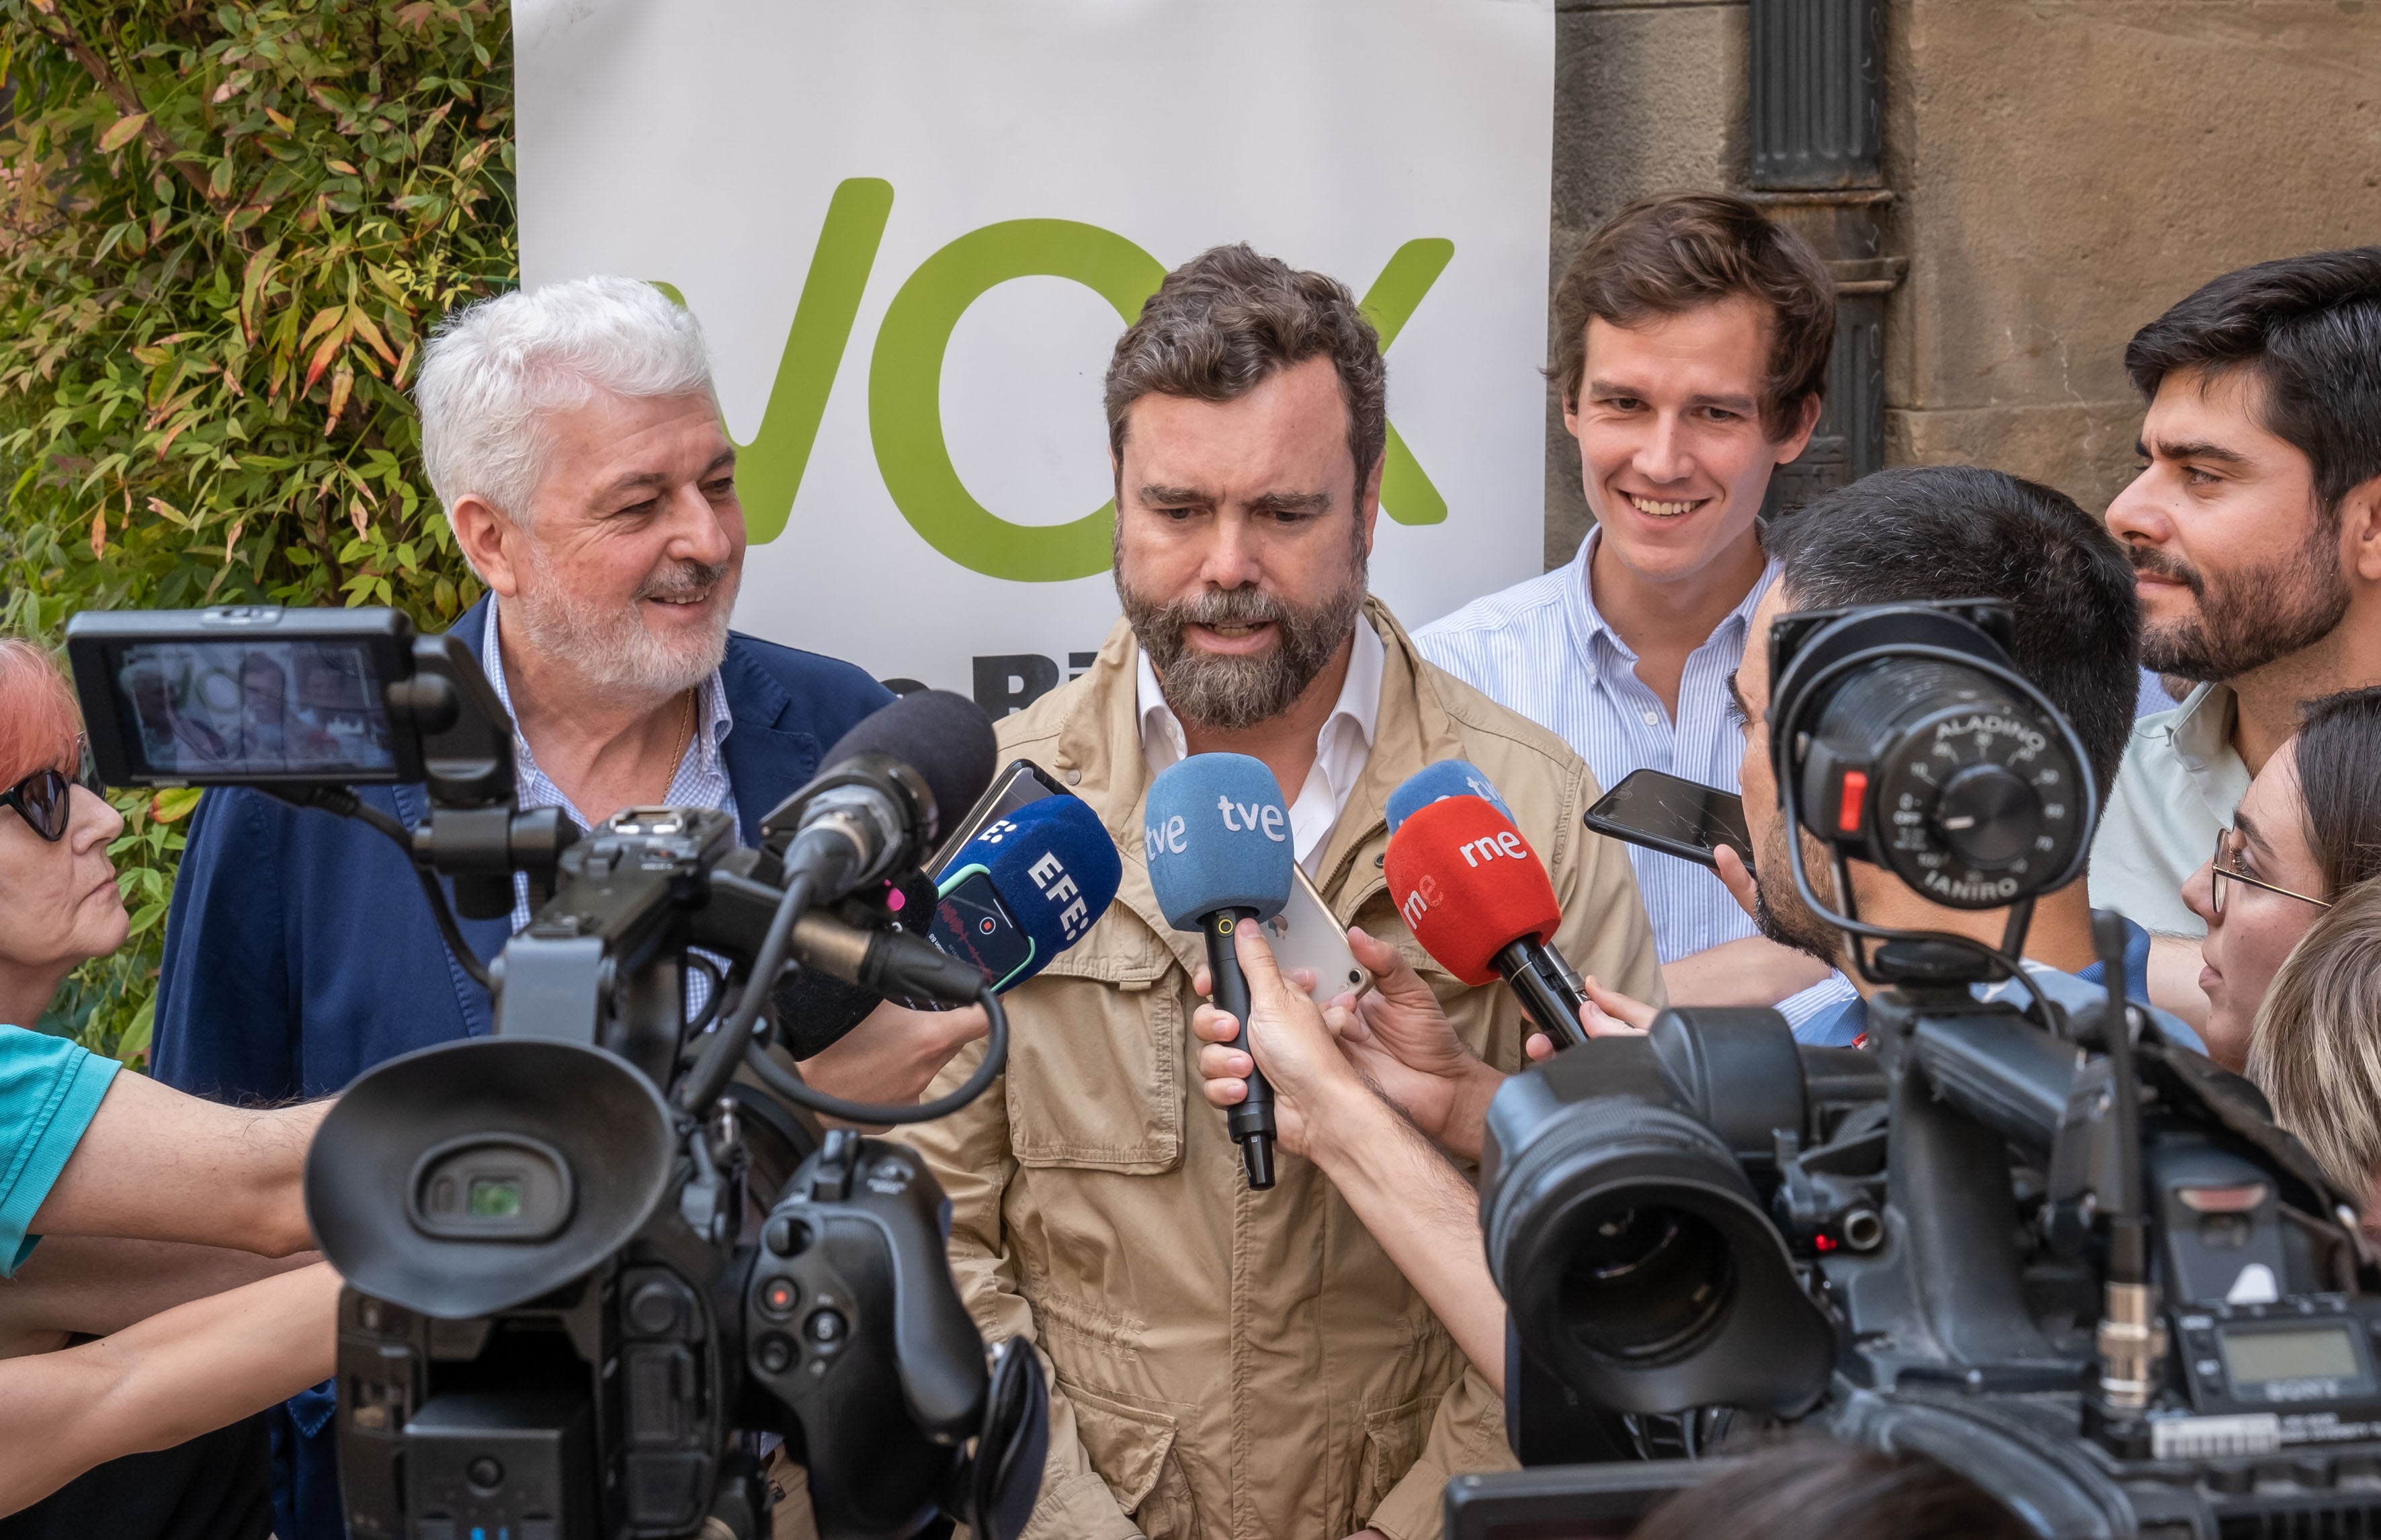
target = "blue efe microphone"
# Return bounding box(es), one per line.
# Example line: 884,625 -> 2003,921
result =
1386,758 -> 1515,834
929,794 -> 1123,992
1144,753 -> 1295,1191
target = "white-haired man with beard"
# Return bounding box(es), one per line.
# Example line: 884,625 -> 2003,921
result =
151,275 -> 986,1540
902,245 -> 1661,1540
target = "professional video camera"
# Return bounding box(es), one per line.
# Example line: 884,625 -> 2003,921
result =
1446,599 -> 2381,1540
64,605 -> 1048,1540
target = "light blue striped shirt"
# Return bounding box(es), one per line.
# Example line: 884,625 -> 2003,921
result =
1414,527 -> 1771,966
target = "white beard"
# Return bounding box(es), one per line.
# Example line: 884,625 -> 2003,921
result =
507,549 -> 739,701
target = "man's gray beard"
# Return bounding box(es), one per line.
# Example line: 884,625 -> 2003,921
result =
2134,516 -> 2349,681
1120,570 -> 1366,733
508,553 -> 737,699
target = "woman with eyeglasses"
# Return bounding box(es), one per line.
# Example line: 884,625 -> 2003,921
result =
2245,878 -> 2381,1240
0,638 -> 338,1529
2179,687 -> 2381,1071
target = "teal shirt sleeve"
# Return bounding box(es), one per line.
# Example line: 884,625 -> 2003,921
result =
0,1023 -> 121,1277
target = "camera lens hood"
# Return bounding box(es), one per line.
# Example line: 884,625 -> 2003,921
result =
304,1035 -> 677,1317
1482,1096 -> 1834,1418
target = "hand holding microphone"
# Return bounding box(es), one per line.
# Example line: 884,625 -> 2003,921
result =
1144,754 -> 1295,1191
1191,921 -> 1368,1160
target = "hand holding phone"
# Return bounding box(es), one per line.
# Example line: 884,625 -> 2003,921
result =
1582,768 -> 1754,872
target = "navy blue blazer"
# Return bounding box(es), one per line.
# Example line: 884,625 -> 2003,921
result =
149,596 -> 891,1539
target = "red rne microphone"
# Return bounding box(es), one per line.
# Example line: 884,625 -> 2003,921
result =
1384,795 -> 1590,1049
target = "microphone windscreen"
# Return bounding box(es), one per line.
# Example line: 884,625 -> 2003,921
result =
823,689 -> 999,841
934,794 -> 1123,990
1142,753 -> 1296,929
1386,759 -> 1514,834
1384,795 -> 1562,987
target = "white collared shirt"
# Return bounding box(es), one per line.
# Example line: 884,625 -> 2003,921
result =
1136,617 -> 1385,875
2089,681 -> 2246,938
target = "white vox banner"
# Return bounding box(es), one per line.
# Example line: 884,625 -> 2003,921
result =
514,0 -> 1554,713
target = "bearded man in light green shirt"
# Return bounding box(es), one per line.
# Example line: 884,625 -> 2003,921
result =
2091,247 -> 2381,1029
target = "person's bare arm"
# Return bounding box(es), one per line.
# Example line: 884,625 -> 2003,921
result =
2146,933 -> 2210,1035
0,1261 -> 339,1516
0,1239 -> 319,1358
1661,935 -> 1833,1008
796,1000 -> 988,1125
31,1076 -> 327,1258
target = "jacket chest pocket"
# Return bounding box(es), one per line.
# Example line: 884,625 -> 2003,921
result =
1003,945 -> 1183,1174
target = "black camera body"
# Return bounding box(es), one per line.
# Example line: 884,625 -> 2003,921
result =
65,606 -> 1040,1540
1459,600 -> 2381,1539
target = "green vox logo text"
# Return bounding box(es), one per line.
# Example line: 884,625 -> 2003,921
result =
661,177 -> 1456,584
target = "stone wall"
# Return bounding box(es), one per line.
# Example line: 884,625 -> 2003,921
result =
1544,0 -> 2381,568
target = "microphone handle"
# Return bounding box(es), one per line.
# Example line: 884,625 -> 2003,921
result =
1493,937 -> 1590,1050
1204,906 -> 1277,1190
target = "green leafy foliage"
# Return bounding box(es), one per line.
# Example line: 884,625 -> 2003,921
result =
0,0 -> 517,1062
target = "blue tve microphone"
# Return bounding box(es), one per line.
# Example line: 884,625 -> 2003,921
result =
1385,759 -> 1515,834
930,794 -> 1124,992
1144,753 -> 1296,1190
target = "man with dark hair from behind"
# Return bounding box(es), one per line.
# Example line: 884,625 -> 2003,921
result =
1627,1437 -> 2030,1540
2091,249 -> 2381,1003
1728,465 -> 2173,1046
1417,191 -> 1837,1013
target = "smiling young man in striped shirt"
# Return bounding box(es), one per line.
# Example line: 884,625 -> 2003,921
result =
1417,191 -> 1839,1009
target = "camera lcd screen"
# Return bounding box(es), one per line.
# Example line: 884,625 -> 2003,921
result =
99,638 -> 398,781
2221,1324 -> 2365,1391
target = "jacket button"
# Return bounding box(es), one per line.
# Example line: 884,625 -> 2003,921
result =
1374,852 -> 1384,867
1065,768 -> 1082,785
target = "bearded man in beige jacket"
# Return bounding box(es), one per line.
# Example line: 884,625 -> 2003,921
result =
904,244 -> 1663,1540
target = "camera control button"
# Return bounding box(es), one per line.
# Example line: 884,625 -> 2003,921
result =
628,1279 -> 687,1336
759,1277 -> 800,1318
757,1333 -> 796,1375
808,1308 -> 847,1349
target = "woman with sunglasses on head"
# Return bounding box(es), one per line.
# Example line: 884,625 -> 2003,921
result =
2179,687 -> 2381,1072
0,638 -> 339,1530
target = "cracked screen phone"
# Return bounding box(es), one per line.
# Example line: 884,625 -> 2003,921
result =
1583,768 -> 1753,872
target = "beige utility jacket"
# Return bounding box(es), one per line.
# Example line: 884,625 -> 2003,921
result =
907,600 -> 1663,1540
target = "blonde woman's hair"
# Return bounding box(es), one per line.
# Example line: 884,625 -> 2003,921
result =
2247,876 -> 2381,1196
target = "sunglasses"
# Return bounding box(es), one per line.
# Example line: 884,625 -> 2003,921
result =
1,737 -> 103,843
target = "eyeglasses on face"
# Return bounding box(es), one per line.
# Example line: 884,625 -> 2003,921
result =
0,737 -> 103,844
2210,825 -> 2331,915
